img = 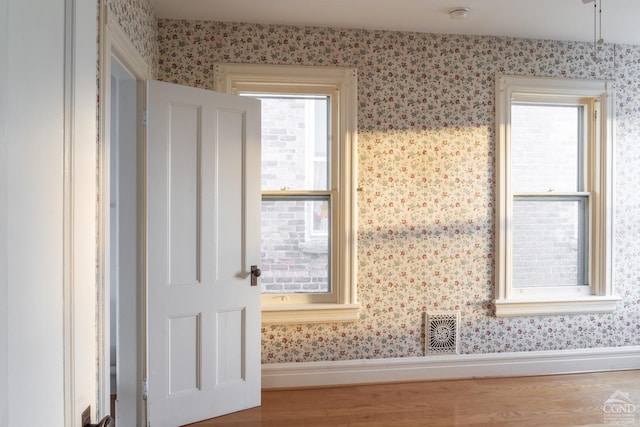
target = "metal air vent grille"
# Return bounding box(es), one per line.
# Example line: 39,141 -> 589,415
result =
425,311 -> 460,355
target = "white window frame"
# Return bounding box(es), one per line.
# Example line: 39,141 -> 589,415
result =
304,99 -> 329,241
214,63 -> 359,324
494,75 -> 620,317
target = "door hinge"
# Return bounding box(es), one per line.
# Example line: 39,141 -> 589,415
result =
143,378 -> 148,400
142,109 -> 148,127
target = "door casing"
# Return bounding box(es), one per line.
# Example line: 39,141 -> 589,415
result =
97,5 -> 150,422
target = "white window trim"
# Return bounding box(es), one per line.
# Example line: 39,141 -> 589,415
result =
494,75 -> 620,317
214,63 -> 359,324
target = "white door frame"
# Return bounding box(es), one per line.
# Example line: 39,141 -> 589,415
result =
97,3 -> 150,421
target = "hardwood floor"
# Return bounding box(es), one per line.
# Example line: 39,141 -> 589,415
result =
186,370 -> 640,426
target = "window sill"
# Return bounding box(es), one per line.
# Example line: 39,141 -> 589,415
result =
493,296 -> 621,318
261,303 -> 361,324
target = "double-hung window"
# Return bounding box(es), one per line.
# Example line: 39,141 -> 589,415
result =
214,64 -> 359,323
494,75 -> 619,317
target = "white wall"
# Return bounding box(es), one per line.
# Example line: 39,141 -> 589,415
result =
7,0 -> 65,422
1,0 -> 97,425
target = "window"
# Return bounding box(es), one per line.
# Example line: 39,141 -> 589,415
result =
214,64 -> 359,323
257,95 -> 331,297
494,75 -> 619,317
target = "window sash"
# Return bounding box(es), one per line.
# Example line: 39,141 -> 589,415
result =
508,98 -> 591,294
510,102 -> 586,193
261,193 -> 335,302
510,194 -> 590,296
246,93 -> 331,192
246,88 -> 340,304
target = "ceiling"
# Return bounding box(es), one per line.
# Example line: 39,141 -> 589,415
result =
150,0 -> 640,46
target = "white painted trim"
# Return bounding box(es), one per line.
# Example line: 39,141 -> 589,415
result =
0,0 -> 7,423
97,5 -> 112,417
63,0 -> 99,424
97,3 -> 150,421
493,295 -> 620,317
106,9 -> 150,80
494,75 -> 616,317
261,304 -> 361,324
262,346 -> 640,389
214,63 -> 357,90
62,1 -> 77,425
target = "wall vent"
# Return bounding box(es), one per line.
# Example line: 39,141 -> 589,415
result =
425,311 -> 460,355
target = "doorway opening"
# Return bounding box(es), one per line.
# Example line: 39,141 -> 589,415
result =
108,56 -> 143,426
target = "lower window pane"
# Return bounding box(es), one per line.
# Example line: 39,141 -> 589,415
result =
512,199 -> 586,287
261,198 -> 330,294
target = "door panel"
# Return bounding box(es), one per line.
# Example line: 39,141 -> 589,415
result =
168,314 -> 200,394
168,103 -> 200,286
146,80 -> 261,427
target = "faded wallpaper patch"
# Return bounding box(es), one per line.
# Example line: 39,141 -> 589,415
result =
155,20 -> 640,363
107,0 -> 158,76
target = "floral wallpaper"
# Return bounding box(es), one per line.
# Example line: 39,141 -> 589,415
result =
107,0 -> 158,76
149,20 -> 640,364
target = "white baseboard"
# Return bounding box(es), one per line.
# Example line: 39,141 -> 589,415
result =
261,346 -> 640,389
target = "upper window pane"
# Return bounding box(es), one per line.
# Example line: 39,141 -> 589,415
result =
511,104 -> 582,193
249,94 -> 329,191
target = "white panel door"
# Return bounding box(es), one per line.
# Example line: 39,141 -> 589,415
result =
146,80 -> 261,427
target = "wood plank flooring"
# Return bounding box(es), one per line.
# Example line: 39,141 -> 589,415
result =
186,370 -> 640,426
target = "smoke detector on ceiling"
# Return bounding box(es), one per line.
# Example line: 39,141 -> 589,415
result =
449,7 -> 470,20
